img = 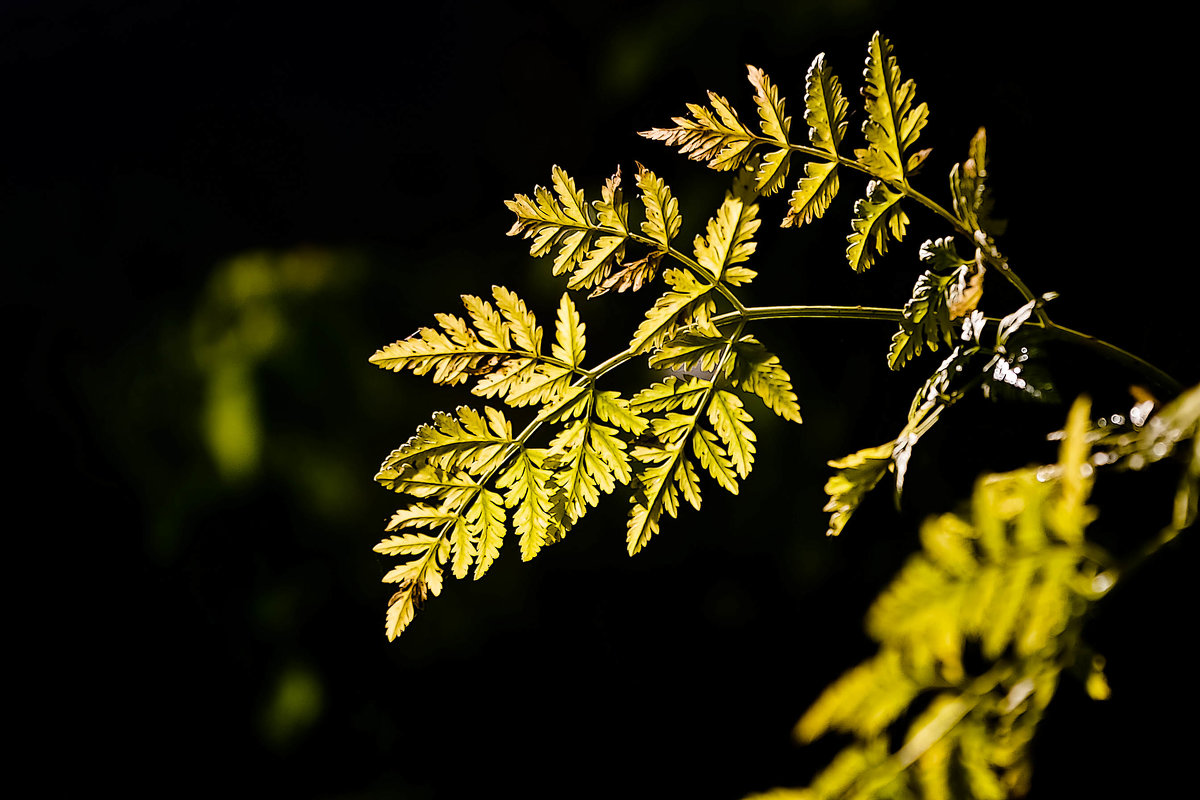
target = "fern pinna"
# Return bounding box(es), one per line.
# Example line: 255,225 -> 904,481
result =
371,32 -> 1196,800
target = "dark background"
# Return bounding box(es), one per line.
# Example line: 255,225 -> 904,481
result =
7,1 -> 1196,797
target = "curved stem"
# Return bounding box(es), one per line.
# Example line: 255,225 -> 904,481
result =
1030,321 -> 1182,395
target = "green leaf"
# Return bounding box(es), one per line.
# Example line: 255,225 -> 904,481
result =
629,268 -> 716,355
693,193 -> 760,284
846,180 -> 908,272
856,32 -> 929,183
380,405 -> 513,477
467,488 -> 507,579
550,292 -> 586,368
708,389 -> 756,479
629,375 -> 711,414
950,127 -> 1005,238
783,160 -> 840,230
746,65 -> 792,195
731,337 -> 802,423
887,239 -> 974,370
635,163 -> 682,249
505,167 -> 632,285
640,91 -> 757,171
692,426 -> 740,494
822,441 -> 895,536
782,53 -> 848,228
650,330 -> 732,378
495,446 -> 560,561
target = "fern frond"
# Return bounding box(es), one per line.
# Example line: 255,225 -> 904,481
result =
590,253 -> 662,297
731,337 -> 803,423
635,163 -> 682,249
640,92 -> 758,171
746,65 -> 792,195
570,167 -> 629,290
887,238 -> 976,370
783,161 -> 840,230
627,408 -> 708,554
857,32 -> 929,183
692,425 -> 740,493
380,536 -> 448,641
796,647 -> 922,742
822,441 -> 895,536
629,375 -> 711,414
708,389 -> 756,479
782,53 -> 848,228
650,330 -> 732,378
629,268 -> 716,355
551,292 -> 586,368
372,285 -> 583,409
950,127 -> 1005,238
694,192 -> 760,284
846,180 -> 908,273
505,166 -> 631,284
384,504 -> 460,532
465,486 -> 507,579
797,399 -> 1110,796
379,405 -> 513,477
593,390 -> 650,435
495,446 -> 560,561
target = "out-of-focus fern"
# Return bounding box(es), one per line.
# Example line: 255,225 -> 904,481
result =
369,31 -> 1195,797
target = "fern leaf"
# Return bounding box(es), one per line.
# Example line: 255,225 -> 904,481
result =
694,193 -> 760,284
380,536 -> 448,641
823,441 -> 895,536
629,268 -> 715,355
384,504 -> 459,532
692,426 -> 740,493
783,160 -> 840,229
857,32 -> 929,183
461,292 -> 510,349
626,458 -> 681,555
640,93 -> 757,171
590,252 -> 663,297
627,399 -> 714,553
650,330 -> 732,378
549,419 -> 605,523
373,530 -> 443,556
495,446 -> 559,561
708,389 -> 756,479
448,514 -> 475,580
887,238 -> 974,370
380,405 -> 513,477
369,323 -> 486,387
505,167 -> 632,285
804,52 -> 849,156
796,648 -> 921,742
731,337 -> 803,423
492,285 -> 542,354
630,375 -> 711,414
746,65 -> 792,195
846,180 -> 908,272
782,53 -> 848,228
593,390 -> 650,435
635,163 -> 682,249
950,127 -> 1005,238
384,585 -> 419,641
467,487 -> 506,579
569,168 -> 629,290
551,292 -> 586,368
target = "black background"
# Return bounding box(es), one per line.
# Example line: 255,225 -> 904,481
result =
7,1 -> 1196,797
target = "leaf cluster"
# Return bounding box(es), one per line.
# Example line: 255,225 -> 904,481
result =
368,30 -> 1197,800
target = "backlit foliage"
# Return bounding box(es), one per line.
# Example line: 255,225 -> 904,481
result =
371,32 -> 1197,798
